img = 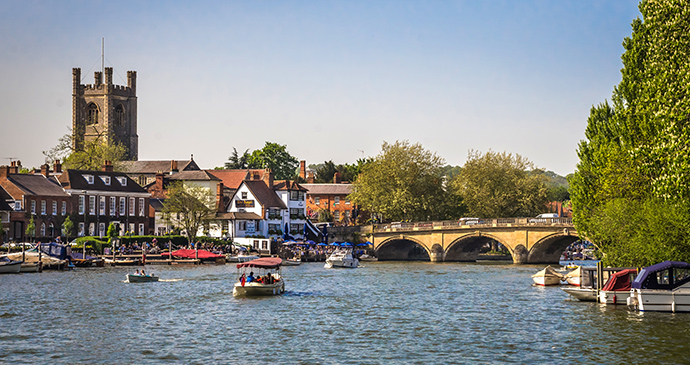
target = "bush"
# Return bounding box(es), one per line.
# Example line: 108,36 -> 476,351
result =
120,235 -> 188,248
74,236 -> 108,254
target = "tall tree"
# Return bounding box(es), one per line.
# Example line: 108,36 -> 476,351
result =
350,140 -> 462,222
161,182 -> 216,243
570,0 -> 690,266
247,142 -> 299,180
223,148 -> 251,169
449,150 -> 548,218
43,131 -> 128,171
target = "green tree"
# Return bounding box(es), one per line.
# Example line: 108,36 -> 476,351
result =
43,131 -> 128,171
247,142 -> 299,180
449,150 -> 548,218
350,140 -> 461,222
223,148 -> 251,169
62,215 -> 74,241
570,0 -> 690,266
25,215 -> 36,242
314,161 -> 338,183
161,182 -> 216,243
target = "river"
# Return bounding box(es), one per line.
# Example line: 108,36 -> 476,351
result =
1,261 -> 689,364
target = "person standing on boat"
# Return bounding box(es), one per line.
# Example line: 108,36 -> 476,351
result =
240,273 -> 246,287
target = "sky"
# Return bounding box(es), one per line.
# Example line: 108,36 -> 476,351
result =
0,0 -> 641,176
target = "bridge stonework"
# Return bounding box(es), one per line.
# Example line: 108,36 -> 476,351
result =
370,219 -> 579,264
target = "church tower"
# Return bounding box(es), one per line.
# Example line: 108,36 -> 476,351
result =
72,67 -> 139,160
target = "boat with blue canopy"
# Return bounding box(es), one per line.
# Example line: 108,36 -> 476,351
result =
627,261 -> 690,312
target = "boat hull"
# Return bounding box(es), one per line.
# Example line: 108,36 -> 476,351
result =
629,288 -> 690,312
599,290 -> 631,304
532,276 -> 561,286
20,262 -> 41,273
233,281 -> 285,296
562,287 -> 597,302
0,261 -> 22,274
283,259 -> 301,266
324,259 -> 359,269
126,274 -> 159,283
566,277 -> 581,286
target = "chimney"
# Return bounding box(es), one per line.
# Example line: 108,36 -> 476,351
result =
307,171 -> 315,184
53,160 -> 62,174
299,160 -> 306,180
155,171 -> 164,191
102,160 -> 113,172
41,164 -> 50,177
216,182 -> 225,213
170,160 -> 178,173
9,161 -> 18,174
263,169 -> 274,189
334,172 -> 341,184
0,165 -> 9,179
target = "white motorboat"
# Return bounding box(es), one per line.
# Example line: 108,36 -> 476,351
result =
226,252 -> 260,263
359,254 -> 378,262
283,257 -> 302,266
0,257 -> 22,273
562,287 -> 598,301
324,249 -> 359,269
233,257 -> 285,296
599,268 -> 637,304
3,251 -> 67,270
531,265 -> 564,286
627,261 -> 690,312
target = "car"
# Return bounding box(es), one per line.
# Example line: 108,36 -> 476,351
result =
530,213 -> 559,223
458,218 -> 480,226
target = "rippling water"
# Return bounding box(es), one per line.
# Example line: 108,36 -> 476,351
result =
2,262 -> 689,364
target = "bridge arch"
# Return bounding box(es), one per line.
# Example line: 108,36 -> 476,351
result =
444,232 -> 511,262
376,237 -> 431,261
526,231 -> 580,264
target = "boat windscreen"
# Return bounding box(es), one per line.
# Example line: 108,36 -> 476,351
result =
632,261 -> 690,289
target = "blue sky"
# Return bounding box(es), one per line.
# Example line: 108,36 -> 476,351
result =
0,0 -> 641,176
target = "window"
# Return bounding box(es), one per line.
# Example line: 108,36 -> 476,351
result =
41,200 -> 46,215
114,104 -> 125,126
262,240 -> 268,250
116,177 -> 127,186
268,223 -> 281,233
79,196 -> 85,215
86,103 -> 99,125
100,176 -> 111,185
99,223 -> 105,237
52,201 -> 57,215
129,197 -> 135,216
31,200 -> 36,214
334,210 -> 340,220
290,191 -> 298,201
99,196 -> 106,216
290,208 -> 304,219
241,192 -> 248,199
139,198 -> 145,216
110,197 -> 116,216
89,223 -> 95,236
345,197 -> 350,205
238,221 -> 246,231
40,223 -> 46,236
78,222 -> 85,236
89,196 -> 96,215
120,197 -> 126,216
299,191 -> 305,201
315,196 -> 320,205
61,201 -> 66,215
83,174 -> 94,184
128,223 -> 135,235
334,196 -> 340,205
14,201 -> 21,211
139,223 -> 144,235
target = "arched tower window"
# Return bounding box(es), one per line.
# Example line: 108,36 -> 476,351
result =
114,104 -> 125,127
86,103 -> 99,125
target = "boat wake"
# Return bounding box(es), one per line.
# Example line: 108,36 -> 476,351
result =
159,279 -> 183,282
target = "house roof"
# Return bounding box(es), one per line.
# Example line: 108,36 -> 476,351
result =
118,159 -> 200,174
168,170 -> 220,182
301,183 -> 352,195
273,180 -> 308,192
58,169 -> 148,193
150,198 -> 166,211
243,180 -> 287,209
216,212 -> 263,220
208,169 -> 270,190
2,174 -> 69,198
0,187 -> 12,211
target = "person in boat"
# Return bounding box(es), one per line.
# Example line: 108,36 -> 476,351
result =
141,269 -> 146,276
247,271 -> 255,283
135,269 -> 141,275
240,273 -> 246,287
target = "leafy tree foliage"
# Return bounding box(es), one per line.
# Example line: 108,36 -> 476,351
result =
43,132 -> 128,171
223,148 -> 252,169
62,216 -> 74,240
449,150 -> 548,218
570,0 -> 690,266
246,142 -> 299,180
350,140 -> 463,222
313,159 -> 373,183
161,182 -> 216,243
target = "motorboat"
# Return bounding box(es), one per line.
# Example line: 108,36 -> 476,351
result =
531,265 -> 564,286
561,267 -> 597,301
3,250 -> 68,270
226,252 -> 260,263
233,257 -> 285,296
324,249 -> 359,269
562,287 -> 598,301
564,266 -> 582,286
0,257 -> 22,274
126,273 -> 159,283
599,268 -> 637,304
627,261 -> 690,312
20,262 -> 41,273
359,254 -> 378,262
283,257 -> 302,266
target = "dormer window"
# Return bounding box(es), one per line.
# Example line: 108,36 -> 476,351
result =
100,176 -> 111,185
116,176 -> 127,186
83,174 -> 94,184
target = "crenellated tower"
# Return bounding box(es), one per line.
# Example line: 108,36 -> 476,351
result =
72,67 -> 139,160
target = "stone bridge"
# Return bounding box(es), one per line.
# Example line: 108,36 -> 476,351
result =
370,218 -> 579,264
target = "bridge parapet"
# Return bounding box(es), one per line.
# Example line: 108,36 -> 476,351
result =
373,217 -> 573,233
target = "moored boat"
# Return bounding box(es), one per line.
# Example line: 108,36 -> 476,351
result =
564,266 -> 582,286
627,261 -> 690,312
0,257 -> 22,274
324,249 -> 359,269
562,287 -> 598,301
233,257 -> 285,297
599,268 -> 637,304
226,252 -> 260,263
359,254 -> 378,262
20,262 -> 41,273
283,257 -> 302,266
531,265 -> 564,286
561,266 -> 597,301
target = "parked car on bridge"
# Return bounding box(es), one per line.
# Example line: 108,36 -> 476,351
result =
458,218 -> 480,226
530,213 -> 559,223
